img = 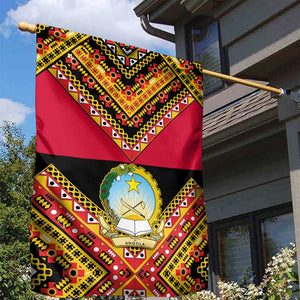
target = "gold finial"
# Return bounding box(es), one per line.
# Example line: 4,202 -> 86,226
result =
18,21 -> 37,34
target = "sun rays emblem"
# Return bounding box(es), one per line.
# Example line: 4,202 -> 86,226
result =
99,164 -> 164,249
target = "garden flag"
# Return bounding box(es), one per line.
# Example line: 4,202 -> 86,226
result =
31,24 -> 208,298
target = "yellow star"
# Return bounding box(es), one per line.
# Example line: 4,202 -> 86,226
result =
126,175 -> 141,193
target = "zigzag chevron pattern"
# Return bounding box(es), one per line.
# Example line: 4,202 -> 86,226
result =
36,24 -> 203,161
30,165 -> 208,297
33,24 -> 207,298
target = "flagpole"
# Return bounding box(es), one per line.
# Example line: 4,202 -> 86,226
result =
202,69 -> 284,95
17,21 -> 285,96
18,21 -> 37,34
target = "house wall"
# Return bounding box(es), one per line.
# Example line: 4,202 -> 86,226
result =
171,0 -> 300,284
217,0 -> 300,79
204,129 -> 291,222
174,0 -> 300,113
135,0 -> 300,289
209,0 -> 300,278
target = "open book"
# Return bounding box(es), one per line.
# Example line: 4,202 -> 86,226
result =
116,218 -> 153,236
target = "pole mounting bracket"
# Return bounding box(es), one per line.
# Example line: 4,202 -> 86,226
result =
279,89 -> 300,107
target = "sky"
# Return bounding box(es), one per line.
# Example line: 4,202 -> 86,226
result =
0,0 -> 175,141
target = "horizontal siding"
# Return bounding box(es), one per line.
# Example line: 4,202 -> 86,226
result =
220,0 -> 297,46
227,3 -> 300,75
203,131 -> 291,222
205,177 -> 291,222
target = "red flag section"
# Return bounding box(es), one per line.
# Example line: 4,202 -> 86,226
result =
32,24 -> 208,298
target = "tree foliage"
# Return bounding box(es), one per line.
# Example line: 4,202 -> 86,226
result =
0,122 -> 36,299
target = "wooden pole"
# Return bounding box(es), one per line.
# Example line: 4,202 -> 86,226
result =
203,69 -> 283,95
17,21 -> 285,96
18,21 -> 37,34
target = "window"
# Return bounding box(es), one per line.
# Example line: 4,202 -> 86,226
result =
261,213 -> 295,267
186,18 -> 227,95
217,223 -> 252,284
209,204 -> 296,290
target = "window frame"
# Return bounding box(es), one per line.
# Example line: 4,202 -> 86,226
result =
185,16 -> 228,96
208,203 -> 294,292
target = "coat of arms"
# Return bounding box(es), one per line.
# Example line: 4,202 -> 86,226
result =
99,164 -> 164,249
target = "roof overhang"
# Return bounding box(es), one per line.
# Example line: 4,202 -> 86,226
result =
134,0 -> 226,25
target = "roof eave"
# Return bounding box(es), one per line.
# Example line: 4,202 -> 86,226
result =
134,0 -> 162,17
134,0 -> 228,25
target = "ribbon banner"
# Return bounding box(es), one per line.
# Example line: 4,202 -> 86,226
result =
31,24 -> 208,298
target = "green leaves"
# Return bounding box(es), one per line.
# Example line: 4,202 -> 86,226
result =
0,122 -> 35,208
0,243 -> 33,299
0,122 -> 36,299
287,271 -> 298,283
0,203 -> 30,245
